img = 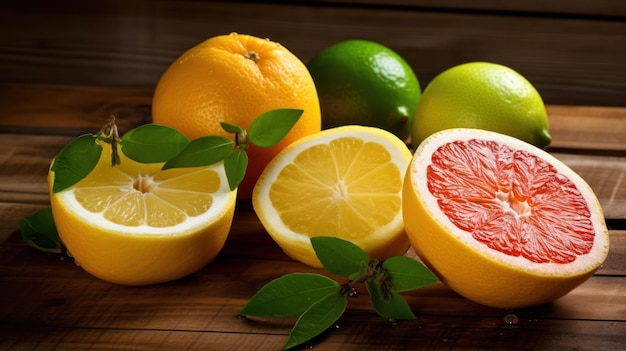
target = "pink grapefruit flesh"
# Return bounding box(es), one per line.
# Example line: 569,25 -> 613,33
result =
403,128 -> 609,308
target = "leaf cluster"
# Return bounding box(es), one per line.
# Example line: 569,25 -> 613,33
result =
240,237 -> 438,350
52,109 -> 303,193
20,109 -> 303,252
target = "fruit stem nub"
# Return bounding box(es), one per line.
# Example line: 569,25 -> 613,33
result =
244,51 -> 261,62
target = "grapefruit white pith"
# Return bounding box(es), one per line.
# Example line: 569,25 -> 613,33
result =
403,128 -> 609,308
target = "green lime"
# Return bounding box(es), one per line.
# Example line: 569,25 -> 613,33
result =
307,40 -> 421,141
412,62 -> 552,148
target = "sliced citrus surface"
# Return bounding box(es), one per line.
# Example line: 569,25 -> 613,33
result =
403,128 -> 609,308
253,125 -> 412,268
48,142 -> 237,285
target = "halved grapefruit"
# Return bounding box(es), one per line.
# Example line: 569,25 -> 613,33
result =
403,128 -> 609,308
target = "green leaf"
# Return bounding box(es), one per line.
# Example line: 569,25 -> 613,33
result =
248,109 -> 303,148
283,290 -> 347,350
121,124 -> 189,163
311,236 -> 370,279
51,134 -> 102,193
240,273 -> 339,317
224,148 -> 248,191
162,135 -> 234,170
366,280 -> 416,320
220,122 -> 245,135
19,208 -> 60,253
382,256 -> 439,292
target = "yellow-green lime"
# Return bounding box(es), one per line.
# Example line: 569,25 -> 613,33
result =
307,40 -> 421,141
411,62 -> 551,148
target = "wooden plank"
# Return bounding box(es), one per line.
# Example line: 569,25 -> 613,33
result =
306,0 -> 626,17
0,263 -> 623,351
547,106 -> 626,152
0,317 -> 623,351
0,203 -> 45,244
0,2 -> 624,106
0,260 -> 622,332
0,134 -> 69,197
1,231 -> 624,325
0,83 -> 152,135
126,1 -> 626,107
602,231 -> 626,276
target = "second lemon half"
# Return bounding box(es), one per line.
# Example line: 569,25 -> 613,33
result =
252,125 -> 412,267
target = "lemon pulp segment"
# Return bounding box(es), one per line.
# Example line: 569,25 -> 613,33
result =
72,156 -> 222,228
268,137 -> 403,239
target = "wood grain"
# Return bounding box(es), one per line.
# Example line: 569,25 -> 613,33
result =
0,83 -> 151,135
1,239 -> 624,326
2,5 -> 626,349
1,237 -> 624,350
547,105 -> 626,153
0,1 -> 625,106
307,0 -> 626,17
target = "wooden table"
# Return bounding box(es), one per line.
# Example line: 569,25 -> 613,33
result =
0,83 -> 624,350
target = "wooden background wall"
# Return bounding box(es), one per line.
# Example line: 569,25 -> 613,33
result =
0,0 -> 625,107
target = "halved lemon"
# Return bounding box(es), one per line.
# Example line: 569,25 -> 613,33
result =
48,142 -> 237,285
252,125 -> 412,268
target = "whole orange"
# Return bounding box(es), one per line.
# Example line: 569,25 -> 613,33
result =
152,33 -> 321,198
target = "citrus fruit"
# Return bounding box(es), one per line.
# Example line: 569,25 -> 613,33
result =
252,125 -> 412,268
403,128 -> 609,308
152,33 -> 321,198
307,39 -> 421,141
48,142 -> 237,285
411,62 -> 552,149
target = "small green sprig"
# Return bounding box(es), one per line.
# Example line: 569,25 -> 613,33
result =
20,109 -> 303,252
51,108 -> 303,192
239,237 -> 439,350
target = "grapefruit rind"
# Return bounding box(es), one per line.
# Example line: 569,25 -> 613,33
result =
253,125 -> 412,268
403,128 -> 609,308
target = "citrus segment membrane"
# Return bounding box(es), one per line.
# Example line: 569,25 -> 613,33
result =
65,161 -> 226,230
428,138 -> 594,264
269,137 -> 403,238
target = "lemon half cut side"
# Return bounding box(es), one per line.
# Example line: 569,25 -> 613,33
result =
253,125 -> 412,268
49,142 -> 237,286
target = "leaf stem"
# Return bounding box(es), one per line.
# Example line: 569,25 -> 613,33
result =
341,260 -> 381,297
99,115 -> 122,166
235,129 -> 249,151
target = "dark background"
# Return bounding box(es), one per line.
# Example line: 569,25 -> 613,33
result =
1,0 -> 625,106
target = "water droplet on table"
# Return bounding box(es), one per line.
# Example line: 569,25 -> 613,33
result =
503,313 -> 519,325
